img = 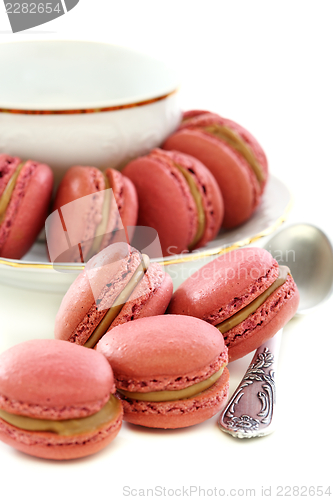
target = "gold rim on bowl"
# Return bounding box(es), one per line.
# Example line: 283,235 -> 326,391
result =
0,89 -> 178,115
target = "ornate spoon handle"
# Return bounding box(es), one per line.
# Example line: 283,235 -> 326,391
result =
219,329 -> 282,438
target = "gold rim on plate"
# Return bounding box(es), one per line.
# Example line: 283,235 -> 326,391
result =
0,194 -> 293,271
160,195 -> 293,266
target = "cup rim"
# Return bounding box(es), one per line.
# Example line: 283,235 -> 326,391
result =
0,40 -> 180,111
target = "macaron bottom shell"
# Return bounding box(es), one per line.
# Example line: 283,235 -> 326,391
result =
118,368 -> 229,429
0,402 -> 123,460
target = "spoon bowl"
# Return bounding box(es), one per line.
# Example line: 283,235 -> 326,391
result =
264,223 -> 333,312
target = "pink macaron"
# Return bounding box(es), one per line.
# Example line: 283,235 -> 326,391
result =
0,154 -> 53,259
47,165 -> 138,263
168,247 -> 300,361
54,242 -> 173,348
0,339 -> 123,460
122,148 -> 224,257
97,315 -> 229,429
163,111 -> 268,228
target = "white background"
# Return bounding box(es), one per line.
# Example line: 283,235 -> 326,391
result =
0,2 -> 332,499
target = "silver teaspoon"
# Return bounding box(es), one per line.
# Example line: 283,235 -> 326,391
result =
219,223 -> 333,438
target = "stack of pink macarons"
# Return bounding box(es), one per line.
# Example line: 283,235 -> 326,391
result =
121,110 -> 269,256
0,154 -> 140,262
0,242 -> 300,460
51,243 -> 299,433
46,146 -> 226,261
1,109 -> 269,263
44,110 -> 269,261
1,110 -> 297,463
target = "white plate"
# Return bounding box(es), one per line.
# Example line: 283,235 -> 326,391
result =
0,175 -> 292,293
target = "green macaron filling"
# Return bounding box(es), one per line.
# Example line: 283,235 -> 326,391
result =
84,254 -> 150,349
203,124 -> 265,186
0,395 -> 121,436
117,365 -> 225,402
0,162 -> 25,224
174,163 -> 206,250
216,266 -> 290,335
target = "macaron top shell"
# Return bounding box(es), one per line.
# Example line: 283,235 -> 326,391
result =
179,112 -> 269,185
97,315 -> 228,392
181,110 -> 213,121
168,248 -> 279,324
0,339 -> 114,419
53,165 -> 104,206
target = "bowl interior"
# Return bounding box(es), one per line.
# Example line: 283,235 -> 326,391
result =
0,41 -> 179,110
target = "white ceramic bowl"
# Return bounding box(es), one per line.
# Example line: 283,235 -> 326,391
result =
0,40 -> 181,185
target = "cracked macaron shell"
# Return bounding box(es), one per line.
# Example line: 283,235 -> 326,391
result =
54,243 -> 143,344
122,148 -> 223,257
163,111 -> 268,228
54,243 -> 173,346
0,154 -> 53,259
108,261 -> 173,329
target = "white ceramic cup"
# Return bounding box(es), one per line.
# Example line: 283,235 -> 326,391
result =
0,40 -> 181,185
